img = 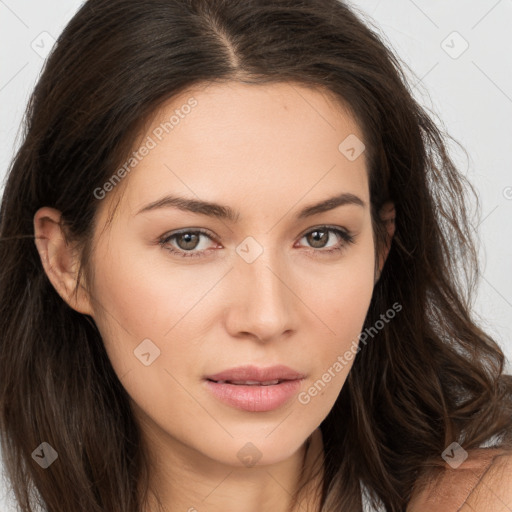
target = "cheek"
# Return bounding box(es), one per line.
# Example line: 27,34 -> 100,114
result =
85,236 -> 163,374
306,232 -> 376,333
298,236 -> 376,403
86,231 -> 226,387
86,245 -> 202,439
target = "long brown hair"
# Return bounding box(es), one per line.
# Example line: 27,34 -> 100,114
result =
1,0 -> 511,510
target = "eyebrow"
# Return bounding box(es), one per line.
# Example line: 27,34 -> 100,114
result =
136,192 -> 366,221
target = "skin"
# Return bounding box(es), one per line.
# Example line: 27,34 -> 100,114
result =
34,81 -> 395,512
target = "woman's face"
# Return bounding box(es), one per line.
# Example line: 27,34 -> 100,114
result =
83,81 -> 378,467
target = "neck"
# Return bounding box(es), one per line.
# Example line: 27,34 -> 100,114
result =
140,426 -> 324,512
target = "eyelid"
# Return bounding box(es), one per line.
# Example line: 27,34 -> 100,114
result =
297,223 -> 348,239
161,227 -> 216,240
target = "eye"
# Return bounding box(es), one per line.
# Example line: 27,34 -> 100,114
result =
297,226 -> 355,256
158,225 -> 355,259
159,229 -> 218,258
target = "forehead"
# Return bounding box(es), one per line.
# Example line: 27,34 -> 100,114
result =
100,81 -> 369,223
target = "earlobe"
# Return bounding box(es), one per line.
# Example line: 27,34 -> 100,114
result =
33,207 -> 94,316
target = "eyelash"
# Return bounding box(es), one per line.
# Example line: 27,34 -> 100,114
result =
158,226 -> 355,259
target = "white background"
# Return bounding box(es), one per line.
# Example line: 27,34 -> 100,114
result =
1,1 -> 511,509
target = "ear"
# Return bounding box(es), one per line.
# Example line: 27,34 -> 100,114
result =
33,207 -> 94,316
376,201 -> 396,281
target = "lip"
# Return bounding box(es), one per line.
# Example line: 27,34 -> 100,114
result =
205,364 -> 305,383
204,365 -> 306,412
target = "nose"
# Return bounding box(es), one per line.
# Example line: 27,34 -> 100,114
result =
223,248 -> 299,343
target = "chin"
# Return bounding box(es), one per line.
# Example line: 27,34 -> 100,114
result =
199,428 -> 312,469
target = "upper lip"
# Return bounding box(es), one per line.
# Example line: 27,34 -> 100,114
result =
205,364 -> 306,383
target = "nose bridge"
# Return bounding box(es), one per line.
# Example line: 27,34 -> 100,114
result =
225,239 -> 297,341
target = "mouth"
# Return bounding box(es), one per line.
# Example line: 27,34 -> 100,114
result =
204,364 -> 306,384
203,367 -> 305,412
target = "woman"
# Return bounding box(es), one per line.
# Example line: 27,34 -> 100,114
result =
0,0 -> 511,511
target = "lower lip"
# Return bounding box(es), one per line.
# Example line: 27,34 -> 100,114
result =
204,379 -> 303,412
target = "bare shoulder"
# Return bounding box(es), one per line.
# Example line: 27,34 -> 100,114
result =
462,450 -> 512,511
407,447 -> 512,512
